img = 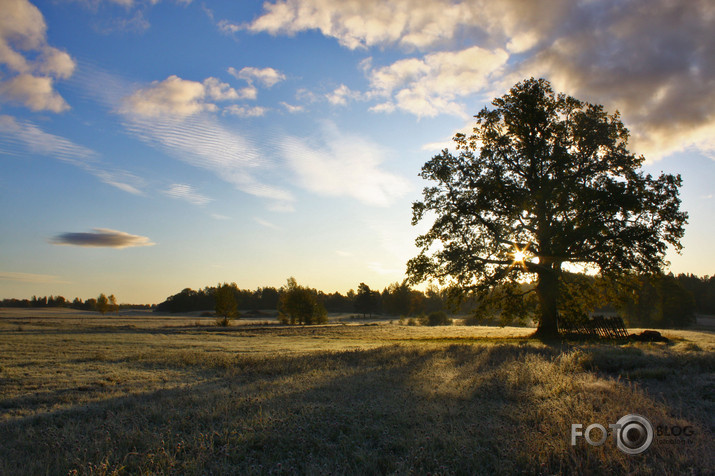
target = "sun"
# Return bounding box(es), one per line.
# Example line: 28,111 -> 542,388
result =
510,244 -> 532,269
513,250 -> 527,262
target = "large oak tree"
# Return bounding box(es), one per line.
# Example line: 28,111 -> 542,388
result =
407,78 -> 687,339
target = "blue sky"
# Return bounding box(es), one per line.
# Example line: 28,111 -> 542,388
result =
1,0 -> 713,304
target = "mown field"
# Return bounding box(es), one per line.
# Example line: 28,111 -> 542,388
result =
0,309 -> 713,475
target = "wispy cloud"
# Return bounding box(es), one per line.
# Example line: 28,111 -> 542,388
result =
254,217 -> 282,230
91,168 -> 145,195
368,261 -> 403,276
163,183 -> 212,205
0,271 -> 69,284
0,115 -> 95,163
120,110 -> 294,208
74,66 -> 294,210
0,115 -> 145,195
280,101 -> 304,113
281,122 -> 410,207
50,228 -> 155,248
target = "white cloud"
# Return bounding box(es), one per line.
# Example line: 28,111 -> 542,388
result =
121,75 -> 252,118
280,101 -> 304,113
247,0 -> 715,160
246,0 -> 475,50
217,19 -> 241,34
281,122 -> 410,206
163,183 -> 212,205
326,84 -> 361,106
224,105 -> 268,117
0,74 -> 70,112
228,66 -> 286,88
366,46 -> 509,118
0,0 -> 75,112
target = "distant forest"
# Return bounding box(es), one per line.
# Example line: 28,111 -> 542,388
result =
2,273 -> 713,329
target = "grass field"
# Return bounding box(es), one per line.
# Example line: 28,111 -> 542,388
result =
0,309 -> 713,475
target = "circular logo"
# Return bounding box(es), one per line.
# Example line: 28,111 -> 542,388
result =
615,414 -> 654,455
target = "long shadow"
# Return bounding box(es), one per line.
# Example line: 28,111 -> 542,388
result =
0,344 -> 711,475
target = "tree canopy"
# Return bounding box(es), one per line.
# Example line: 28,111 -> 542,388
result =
278,277 -> 327,325
215,282 -> 239,322
407,78 -> 687,339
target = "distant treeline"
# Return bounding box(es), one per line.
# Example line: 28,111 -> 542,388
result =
0,295 -> 153,311
2,273 -> 712,329
153,282 -> 445,317
152,273 -> 714,329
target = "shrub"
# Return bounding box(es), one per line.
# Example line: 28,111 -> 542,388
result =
427,311 -> 452,326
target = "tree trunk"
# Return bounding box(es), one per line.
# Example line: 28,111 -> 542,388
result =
534,266 -> 561,340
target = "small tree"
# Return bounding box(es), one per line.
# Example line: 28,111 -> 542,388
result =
354,283 -> 378,318
96,293 -> 109,315
382,282 -> 412,316
108,294 -> 118,314
408,78 -> 687,339
278,277 -> 327,325
214,283 -> 239,326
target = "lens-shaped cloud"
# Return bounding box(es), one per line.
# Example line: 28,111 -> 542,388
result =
50,228 -> 155,248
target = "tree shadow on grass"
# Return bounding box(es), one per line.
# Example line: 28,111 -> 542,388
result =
0,345 -> 712,475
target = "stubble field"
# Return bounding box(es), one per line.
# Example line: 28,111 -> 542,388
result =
0,308 -> 713,475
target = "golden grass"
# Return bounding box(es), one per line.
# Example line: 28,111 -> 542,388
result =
0,310 -> 713,475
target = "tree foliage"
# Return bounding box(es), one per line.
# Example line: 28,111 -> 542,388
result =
354,283 -> 379,318
96,293 -> 110,315
214,283 -> 239,325
607,273 -> 696,328
278,277 -> 327,325
408,78 -> 687,338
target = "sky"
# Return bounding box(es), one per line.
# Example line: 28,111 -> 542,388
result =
0,0 -> 713,304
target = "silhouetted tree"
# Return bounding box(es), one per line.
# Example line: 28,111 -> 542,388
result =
355,283 -> 378,318
96,293 -> 110,315
215,283 -> 238,325
408,78 -> 687,339
608,273 -> 696,328
278,277 -> 327,325
108,294 -> 118,314
323,291 -> 353,313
